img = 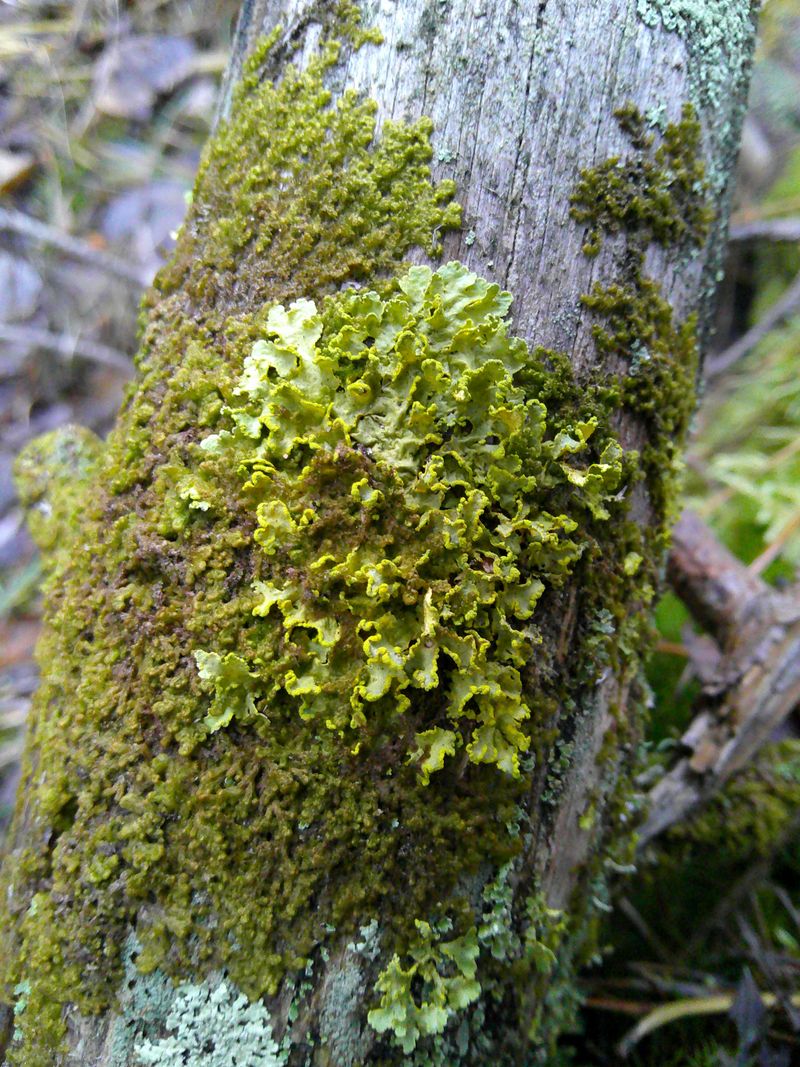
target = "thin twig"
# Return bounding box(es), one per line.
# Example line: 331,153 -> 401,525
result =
748,511 -> 800,576
705,269 -> 800,381
0,205 -> 150,287
729,217 -> 800,243
0,323 -> 133,373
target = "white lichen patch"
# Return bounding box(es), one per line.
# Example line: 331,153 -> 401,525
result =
133,975 -> 288,1067
637,0 -> 755,196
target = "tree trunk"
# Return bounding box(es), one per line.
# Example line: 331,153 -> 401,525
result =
0,1 -> 757,1065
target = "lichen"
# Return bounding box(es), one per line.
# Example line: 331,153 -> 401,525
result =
368,919 -> 481,1053
192,262 -> 623,780
133,975 -> 288,1067
366,871 -> 566,1058
636,0 -> 755,115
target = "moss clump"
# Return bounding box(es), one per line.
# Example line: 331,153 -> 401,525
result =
13,425 -> 103,577
571,104 -> 709,534
154,28 -> 460,323
570,103 -> 711,257
538,103 -> 715,1042
614,740 -> 800,965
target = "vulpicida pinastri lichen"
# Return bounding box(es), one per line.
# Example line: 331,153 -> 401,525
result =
191,262 -> 623,780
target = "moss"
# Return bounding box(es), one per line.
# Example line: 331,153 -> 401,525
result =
537,103 -> 715,1051
570,104 -> 709,533
152,27 -> 459,325
13,425 -> 103,578
570,103 -> 711,257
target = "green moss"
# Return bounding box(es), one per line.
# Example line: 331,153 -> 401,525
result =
539,103 -> 715,1050
13,425 -> 103,578
153,27 -> 459,324
570,103 -> 711,257
614,740 -> 800,965
570,104 -> 709,533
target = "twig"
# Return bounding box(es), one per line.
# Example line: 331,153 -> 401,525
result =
0,205 -> 150,287
729,217 -> 800,243
639,511 -> 800,846
0,323 -> 133,373
705,269 -> 800,381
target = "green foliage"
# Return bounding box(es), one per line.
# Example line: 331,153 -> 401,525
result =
689,314 -> 800,574
194,262 -> 623,780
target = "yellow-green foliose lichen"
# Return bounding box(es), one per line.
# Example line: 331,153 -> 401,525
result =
191,262 -> 623,780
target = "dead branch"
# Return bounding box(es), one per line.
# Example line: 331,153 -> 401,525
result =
705,269 -> 800,381
0,322 -> 133,373
0,205 -> 150,288
729,217 -> 800,243
639,510 -> 800,847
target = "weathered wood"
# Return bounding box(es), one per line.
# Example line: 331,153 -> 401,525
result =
0,2 -> 758,1065
640,510 -> 800,846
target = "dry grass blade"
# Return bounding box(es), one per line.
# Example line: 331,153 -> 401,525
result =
617,990 -> 800,1057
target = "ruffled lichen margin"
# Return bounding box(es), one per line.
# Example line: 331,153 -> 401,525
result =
0,6 -> 718,1066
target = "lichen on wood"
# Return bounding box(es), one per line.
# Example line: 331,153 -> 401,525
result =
0,1 -> 745,1063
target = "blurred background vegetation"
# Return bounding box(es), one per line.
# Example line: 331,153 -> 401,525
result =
0,1 -> 799,1065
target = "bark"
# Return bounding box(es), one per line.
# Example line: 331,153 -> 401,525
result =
0,2 -> 757,1065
